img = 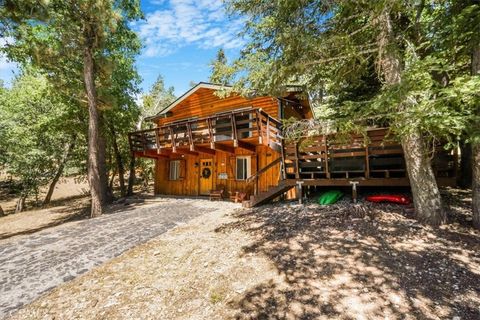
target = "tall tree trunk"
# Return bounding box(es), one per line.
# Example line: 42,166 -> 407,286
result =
473,144 -> 480,228
377,9 -> 445,225
458,141 -> 472,188
471,41 -> 480,229
127,154 -> 136,196
402,132 -> 446,225
84,38 -> 108,218
43,138 -> 76,206
109,124 -> 126,196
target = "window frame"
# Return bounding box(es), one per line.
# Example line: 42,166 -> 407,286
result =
236,156 -> 251,181
169,160 -> 181,181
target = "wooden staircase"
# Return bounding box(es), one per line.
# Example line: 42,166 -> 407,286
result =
243,180 -> 294,208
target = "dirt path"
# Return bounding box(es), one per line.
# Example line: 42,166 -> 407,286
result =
0,198 -> 239,319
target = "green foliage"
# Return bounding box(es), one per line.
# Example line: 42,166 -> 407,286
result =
209,48 -> 233,85
0,71 -> 85,199
139,75 -> 176,128
222,0 -> 480,147
0,0 -> 144,204
1,0 -> 143,109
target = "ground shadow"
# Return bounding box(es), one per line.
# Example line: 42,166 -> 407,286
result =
217,193 -> 480,319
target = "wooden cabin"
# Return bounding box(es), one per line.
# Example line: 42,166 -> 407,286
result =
129,82 -> 457,207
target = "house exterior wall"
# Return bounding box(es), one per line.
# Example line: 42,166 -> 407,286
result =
154,145 -> 281,198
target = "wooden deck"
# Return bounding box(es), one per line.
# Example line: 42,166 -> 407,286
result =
129,108 -> 282,157
282,128 -> 457,187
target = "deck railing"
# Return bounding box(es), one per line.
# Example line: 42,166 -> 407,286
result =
283,128 -> 457,181
129,108 -> 282,154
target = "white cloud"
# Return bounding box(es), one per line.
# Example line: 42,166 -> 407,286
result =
140,0 -> 245,57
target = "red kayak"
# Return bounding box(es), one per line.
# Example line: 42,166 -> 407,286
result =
366,195 -> 411,205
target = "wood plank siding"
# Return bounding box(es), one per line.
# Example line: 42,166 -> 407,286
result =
154,145 -> 281,197
156,88 -> 280,126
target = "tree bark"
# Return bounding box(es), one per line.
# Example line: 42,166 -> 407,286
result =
473,144 -> 480,228
377,9 -> 445,225
127,154 -> 136,196
109,123 -> 126,196
458,141 -> 472,188
471,40 -> 480,228
0,205 -> 4,216
402,132 -> 446,225
84,35 -> 108,218
43,138 -> 76,206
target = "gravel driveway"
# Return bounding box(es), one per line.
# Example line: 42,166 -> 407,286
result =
0,197 -> 237,319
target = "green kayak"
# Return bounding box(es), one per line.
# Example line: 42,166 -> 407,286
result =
318,190 -> 344,205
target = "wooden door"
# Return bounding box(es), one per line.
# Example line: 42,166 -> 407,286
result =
199,159 -> 213,195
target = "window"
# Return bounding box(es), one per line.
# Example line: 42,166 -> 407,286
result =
169,160 -> 181,180
236,156 -> 251,180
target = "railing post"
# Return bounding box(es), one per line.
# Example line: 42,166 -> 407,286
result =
266,116 -> 270,147
155,128 -> 161,154
187,122 -> 194,151
278,122 -> 286,180
231,113 -> 238,147
207,118 -> 215,149
142,132 -> 147,155
169,126 -> 176,153
294,141 -> 300,179
256,109 -> 263,144
365,141 -> 370,178
324,135 -> 330,179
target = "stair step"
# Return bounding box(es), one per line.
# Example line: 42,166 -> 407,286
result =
243,182 -> 294,208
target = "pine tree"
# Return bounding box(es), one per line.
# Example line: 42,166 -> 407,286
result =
1,0 -> 142,217
209,48 -> 230,84
222,0 -> 478,225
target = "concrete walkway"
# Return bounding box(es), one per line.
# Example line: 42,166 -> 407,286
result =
0,198 -> 235,318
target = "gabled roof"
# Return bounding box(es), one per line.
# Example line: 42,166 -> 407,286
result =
146,81 -> 313,121
147,82 -> 231,121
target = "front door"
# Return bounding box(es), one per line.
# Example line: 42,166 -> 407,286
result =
199,159 -> 213,195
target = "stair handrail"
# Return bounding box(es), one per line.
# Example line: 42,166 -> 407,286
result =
246,157 -> 282,183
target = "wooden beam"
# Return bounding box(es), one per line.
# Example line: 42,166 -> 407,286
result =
134,151 -> 169,159
174,148 -> 199,156
211,143 -> 235,154
283,178 -> 411,187
194,146 -> 216,155
237,140 -> 256,153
